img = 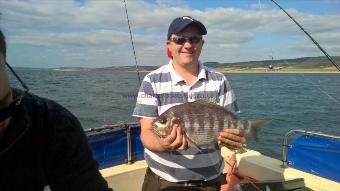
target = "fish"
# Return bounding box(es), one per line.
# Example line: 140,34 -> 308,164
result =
152,100 -> 270,150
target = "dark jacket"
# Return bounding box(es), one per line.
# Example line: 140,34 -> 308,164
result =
0,89 -> 112,191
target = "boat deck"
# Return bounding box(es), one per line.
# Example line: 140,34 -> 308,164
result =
100,148 -> 340,191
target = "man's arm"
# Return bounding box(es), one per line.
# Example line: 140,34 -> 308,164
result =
218,75 -> 246,150
140,118 -> 188,152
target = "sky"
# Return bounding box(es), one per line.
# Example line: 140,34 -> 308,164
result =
0,0 -> 339,68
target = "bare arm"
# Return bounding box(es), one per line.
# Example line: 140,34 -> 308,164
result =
140,118 -> 188,152
218,76 -> 246,150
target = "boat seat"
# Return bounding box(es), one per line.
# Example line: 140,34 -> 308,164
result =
220,148 -> 340,191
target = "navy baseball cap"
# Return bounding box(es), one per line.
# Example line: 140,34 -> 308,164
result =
167,16 -> 207,39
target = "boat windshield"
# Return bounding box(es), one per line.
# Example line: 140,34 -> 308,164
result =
1,0 -> 339,159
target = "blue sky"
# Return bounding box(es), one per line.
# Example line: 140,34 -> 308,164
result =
1,0 -> 339,68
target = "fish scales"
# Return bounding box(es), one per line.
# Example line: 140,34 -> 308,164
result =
152,100 -> 269,149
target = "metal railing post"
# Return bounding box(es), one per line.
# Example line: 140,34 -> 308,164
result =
126,124 -> 132,165
281,129 -> 304,168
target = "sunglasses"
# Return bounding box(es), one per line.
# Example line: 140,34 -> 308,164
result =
0,61 -> 29,122
170,35 -> 202,45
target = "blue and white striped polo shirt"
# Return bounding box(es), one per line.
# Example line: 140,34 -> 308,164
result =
133,60 -> 239,182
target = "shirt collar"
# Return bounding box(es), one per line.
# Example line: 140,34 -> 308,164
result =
197,63 -> 207,80
168,60 -> 207,85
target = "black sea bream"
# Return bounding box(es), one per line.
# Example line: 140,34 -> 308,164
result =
152,100 -> 269,149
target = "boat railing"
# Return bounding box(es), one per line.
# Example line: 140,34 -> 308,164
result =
86,122 -> 141,166
85,121 -> 140,133
281,129 -> 340,168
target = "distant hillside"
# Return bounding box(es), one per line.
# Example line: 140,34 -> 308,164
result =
54,56 -> 340,71
204,56 -> 340,68
97,66 -> 158,71
53,65 -> 158,72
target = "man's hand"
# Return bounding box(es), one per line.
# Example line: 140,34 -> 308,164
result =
218,129 -> 246,150
159,124 -> 188,151
140,118 -> 188,152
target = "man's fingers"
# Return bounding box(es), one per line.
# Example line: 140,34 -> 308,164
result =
224,138 -> 243,147
178,133 -> 188,150
161,124 -> 187,151
164,124 -> 179,143
218,135 -> 244,150
219,133 -> 246,144
221,128 -> 245,136
170,126 -> 184,148
162,125 -> 189,151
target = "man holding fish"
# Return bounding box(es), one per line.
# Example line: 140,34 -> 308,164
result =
133,16 -> 264,191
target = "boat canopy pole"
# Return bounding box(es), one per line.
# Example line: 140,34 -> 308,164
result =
270,0 -> 340,71
123,0 -> 142,85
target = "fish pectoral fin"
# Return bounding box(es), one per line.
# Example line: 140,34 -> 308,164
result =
185,135 -> 203,153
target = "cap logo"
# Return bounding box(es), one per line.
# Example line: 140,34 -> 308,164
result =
182,16 -> 194,21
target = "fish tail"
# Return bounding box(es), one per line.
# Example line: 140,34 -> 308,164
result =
243,120 -> 270,142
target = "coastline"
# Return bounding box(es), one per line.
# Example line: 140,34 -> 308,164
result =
215,67 -> 340,73
52,67 -> 340,73
131,68 -> 340,74
54,69 -> 340,73
216,70 -> 340,74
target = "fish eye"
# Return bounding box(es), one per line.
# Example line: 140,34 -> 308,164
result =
159,118 -> 167,124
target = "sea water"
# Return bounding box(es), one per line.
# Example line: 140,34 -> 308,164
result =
9,68 -> 340,159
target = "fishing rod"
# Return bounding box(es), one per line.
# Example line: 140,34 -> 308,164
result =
123,0 -> 141,85
270,0 -> 340,71
86,0 -> 141,134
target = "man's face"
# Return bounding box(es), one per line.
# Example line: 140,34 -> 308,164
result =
0,53 -> 11,108
167,25 -> 204,67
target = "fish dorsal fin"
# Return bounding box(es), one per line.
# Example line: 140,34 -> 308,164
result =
192,99 -> 217,106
